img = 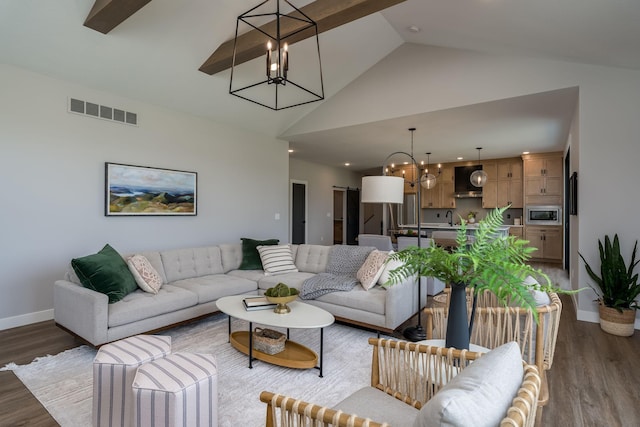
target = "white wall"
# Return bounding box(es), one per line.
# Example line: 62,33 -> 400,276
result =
289,159 -> 361,245
286,43 -> 640,327
0,64 -> 290,329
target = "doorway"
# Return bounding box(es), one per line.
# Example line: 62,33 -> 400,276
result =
291,181 -> 307,244
333,188 -> 360,245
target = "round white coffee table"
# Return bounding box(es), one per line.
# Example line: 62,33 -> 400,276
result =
216,295 -> 335,377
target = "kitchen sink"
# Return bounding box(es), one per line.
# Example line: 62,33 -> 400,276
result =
421,223 -> 454,227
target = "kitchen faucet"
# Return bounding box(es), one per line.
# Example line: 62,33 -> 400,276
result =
446,210 -> 453,226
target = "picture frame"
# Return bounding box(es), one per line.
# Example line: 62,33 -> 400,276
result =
569,171 -> 577,215
105,162 -> 197,216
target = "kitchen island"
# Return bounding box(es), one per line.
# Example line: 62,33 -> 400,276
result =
394,223 -> 510,246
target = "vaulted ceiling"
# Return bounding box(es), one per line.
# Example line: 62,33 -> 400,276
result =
2,1 -> 640,171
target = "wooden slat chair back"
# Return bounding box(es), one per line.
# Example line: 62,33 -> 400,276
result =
259,338 -> 541,427
425,288 -> 562,425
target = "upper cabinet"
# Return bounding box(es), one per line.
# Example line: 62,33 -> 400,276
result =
481,158 -> 522,209
523,153 -> 563,205
421,164 -> 455,209
497,158 -> 523,208
390,164 -> 418,194
481,161 -> 498,209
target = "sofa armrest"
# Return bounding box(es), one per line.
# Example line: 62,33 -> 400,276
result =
382,275 -> 421,330
54,280 -> 109,346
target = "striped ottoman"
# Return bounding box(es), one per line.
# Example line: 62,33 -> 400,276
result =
132,352 -> 218,427
93,335 -> 171,427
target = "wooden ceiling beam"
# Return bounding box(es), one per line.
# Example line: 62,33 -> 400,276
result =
199,0 -> 406,75
84,0 -> 153,34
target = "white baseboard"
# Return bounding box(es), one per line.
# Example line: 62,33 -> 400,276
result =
0,309 -> 54,331
576,307 -> 640,329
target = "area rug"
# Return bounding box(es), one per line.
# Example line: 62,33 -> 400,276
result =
2,313 -> 377,426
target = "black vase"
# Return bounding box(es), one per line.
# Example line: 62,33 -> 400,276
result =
445,282 -> 471,350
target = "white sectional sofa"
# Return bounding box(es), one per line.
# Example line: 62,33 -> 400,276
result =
54,243 -> 423,346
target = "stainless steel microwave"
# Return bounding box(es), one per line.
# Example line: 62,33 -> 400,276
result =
525,205 -> 562,226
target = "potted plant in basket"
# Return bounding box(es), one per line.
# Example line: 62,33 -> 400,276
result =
579,234 -> 640,336
387,206 -> 565,349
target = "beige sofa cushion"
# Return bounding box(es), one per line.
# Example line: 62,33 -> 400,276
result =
160,247 -> 224,282
294,244 -> 331,273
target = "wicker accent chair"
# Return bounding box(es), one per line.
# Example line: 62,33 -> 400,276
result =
424,288 -> 562,424
260,338 -> 541,427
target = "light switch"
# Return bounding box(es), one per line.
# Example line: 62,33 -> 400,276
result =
274,213 -> 280,220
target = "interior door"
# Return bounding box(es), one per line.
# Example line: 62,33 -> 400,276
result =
346,189 -> 360,245
291,182 -> 306,244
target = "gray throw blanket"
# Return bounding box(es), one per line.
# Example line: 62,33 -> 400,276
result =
300,245 -> 373,299
299,273 -> 359,299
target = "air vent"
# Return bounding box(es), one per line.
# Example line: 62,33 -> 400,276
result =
68,98 -> 138,126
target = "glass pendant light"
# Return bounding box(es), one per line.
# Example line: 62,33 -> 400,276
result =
470,147 -> 488,187
421,152 -> 438,190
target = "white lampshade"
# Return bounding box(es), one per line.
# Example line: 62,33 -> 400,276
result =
361,176 -> 404,204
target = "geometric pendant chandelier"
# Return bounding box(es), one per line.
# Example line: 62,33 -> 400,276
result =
229,0 -> 325,110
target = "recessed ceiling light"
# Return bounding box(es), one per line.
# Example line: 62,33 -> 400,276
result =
344,162 -> 350,166
522,151 -> 530,155
457,157 -> 463,160
288,149 -> 294,153
407,25 -> 421,33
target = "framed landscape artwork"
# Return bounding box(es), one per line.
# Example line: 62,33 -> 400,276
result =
105,162 -> 197,216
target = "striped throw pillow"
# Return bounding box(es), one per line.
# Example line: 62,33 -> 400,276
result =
257,244 -> 299,276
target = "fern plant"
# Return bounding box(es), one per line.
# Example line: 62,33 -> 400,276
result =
579,234 -> 640,312
388,206 -> 562,319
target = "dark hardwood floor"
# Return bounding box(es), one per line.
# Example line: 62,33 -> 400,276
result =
1,294 -> 639,426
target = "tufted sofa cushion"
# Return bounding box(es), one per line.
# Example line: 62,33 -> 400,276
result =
294,244 -> 331,273
108,285 -> 198,327
160,247 -> 224,283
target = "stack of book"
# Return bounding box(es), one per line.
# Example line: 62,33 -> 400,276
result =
243,296 -> 277,311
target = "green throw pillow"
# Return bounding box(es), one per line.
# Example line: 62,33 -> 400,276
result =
239,238 -> 279,270
71,244 -> 138,303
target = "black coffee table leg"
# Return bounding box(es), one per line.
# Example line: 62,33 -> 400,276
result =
319,327 -> 324,377
248,321 -> 253,369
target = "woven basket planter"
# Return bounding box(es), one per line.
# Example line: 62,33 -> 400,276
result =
599,304 -> 636,337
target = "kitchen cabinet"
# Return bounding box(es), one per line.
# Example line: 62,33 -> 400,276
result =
525,226 -> 562,262
508,226 -> 523,238
440,165 -> 456,208
421,165 -> 455,208
481,161 -> 498,208
389,164 -> 419,194
523,153 -> 563,204
497,158 -> 523,208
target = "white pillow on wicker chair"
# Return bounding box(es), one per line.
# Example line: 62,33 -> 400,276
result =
413,342 -> 524,427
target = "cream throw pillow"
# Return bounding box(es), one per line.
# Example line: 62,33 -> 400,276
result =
127,254 -> 163,294
357,250 -> 389,290
257,244 -> 299,275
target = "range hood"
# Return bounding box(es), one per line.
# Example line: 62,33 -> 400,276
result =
454,165 -> 483,198
454,190 -> 483,198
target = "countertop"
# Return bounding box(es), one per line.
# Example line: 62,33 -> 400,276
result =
398,223 -> 512,230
